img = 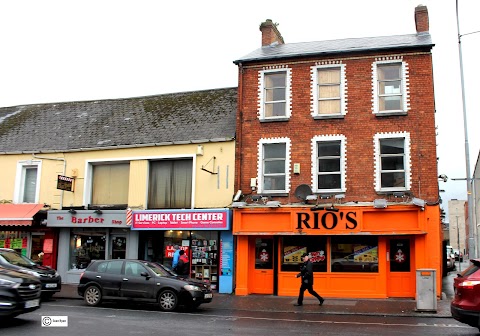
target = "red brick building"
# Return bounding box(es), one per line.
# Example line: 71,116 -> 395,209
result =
232,5 -> 442,300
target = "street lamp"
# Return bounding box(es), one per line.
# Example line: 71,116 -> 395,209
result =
455,0 -> 479,259
456,216 -> 462,272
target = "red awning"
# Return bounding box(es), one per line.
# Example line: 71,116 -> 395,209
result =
0,204 -> 45,226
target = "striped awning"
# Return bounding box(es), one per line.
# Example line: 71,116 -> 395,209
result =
0,204 -> 44,226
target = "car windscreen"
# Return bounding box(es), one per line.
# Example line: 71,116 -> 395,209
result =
142,262 -> 175,276
0,251 -> 36,267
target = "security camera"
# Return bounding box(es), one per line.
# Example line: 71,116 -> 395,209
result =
438,174 -> 448,183
233,190 -> 242,202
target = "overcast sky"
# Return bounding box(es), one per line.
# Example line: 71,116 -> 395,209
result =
1,1 -> 479,218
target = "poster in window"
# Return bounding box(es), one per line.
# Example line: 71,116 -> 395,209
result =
43,239 -> 53,253
283,246 -> 307,264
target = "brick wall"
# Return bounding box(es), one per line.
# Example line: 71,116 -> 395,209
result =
235,50 -> 438,203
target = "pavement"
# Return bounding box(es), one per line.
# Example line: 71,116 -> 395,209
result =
53,270 -> 459,318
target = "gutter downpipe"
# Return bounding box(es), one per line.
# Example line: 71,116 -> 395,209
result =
32,154 -> 66,209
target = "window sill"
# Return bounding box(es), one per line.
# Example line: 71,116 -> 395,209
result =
374,111 -> 407,117
259,117 -> 290,123
313,114 -> 345,120
256,192 -> 289,197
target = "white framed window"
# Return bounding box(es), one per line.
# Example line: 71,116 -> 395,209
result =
374,132 -> 411,192
311,64 -> 346,118
91,163 -> 130,206
258,68 -> 292,121
311,135 -> 346,193
148,158 -> 193,209
372,60 -> 409,115
257,138 -> 291,193
14,160 -> 42,203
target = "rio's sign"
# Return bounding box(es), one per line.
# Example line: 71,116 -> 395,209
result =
296,211 -> 357,230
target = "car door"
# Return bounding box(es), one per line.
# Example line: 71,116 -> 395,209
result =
120,261 -> 155,300
97,260 -> 124,297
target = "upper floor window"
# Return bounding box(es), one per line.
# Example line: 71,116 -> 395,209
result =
258,68 -> 291,121
311,135 -> 346,193
148,159 -> 193,209
373,60 -> 409,115
14,160 -> 41,203
374,133 -> 411,192
258,138 -> 291,193
311,64 -> 346,118
91,163 -> 130,206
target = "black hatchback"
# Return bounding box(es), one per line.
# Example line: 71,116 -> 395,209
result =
0,248 -> 62,298
77,259 -> 213,311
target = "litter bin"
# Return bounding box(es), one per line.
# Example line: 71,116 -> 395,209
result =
415,268 -> 437,312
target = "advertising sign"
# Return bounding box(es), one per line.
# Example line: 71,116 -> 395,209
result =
131,209 -> 230,230
57,175 -> 74,192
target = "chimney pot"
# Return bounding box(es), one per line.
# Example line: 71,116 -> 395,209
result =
415,5 -> 429,33
259,19 -> 284,46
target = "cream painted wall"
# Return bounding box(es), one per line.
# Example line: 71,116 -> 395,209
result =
0,141 -> 235,209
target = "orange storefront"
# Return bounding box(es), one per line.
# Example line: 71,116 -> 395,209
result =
233,204 -> 442,299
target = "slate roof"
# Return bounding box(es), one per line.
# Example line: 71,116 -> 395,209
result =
0,87 -> 237,153
234,33 -> 434,64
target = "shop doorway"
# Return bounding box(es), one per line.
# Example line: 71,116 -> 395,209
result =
250,237 -> 274,294
387,237 -> 415,297
111,235 -> 127,259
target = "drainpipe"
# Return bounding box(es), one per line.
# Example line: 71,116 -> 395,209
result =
32,154 -> 66,209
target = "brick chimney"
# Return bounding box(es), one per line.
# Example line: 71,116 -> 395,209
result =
260,19 -> 284,46
415,5 -> 429,33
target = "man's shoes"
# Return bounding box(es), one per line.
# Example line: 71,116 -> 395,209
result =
319,298 -> 325,306
293,303 -> 302,306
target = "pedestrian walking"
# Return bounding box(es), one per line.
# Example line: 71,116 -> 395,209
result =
294,252 -> 324,306
176,249 -> 190,277
172,245 -> 181,270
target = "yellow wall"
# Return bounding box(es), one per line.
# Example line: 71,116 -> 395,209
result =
0,141 -> 235,210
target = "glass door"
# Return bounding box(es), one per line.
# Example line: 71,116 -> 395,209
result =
111,236 -> 127,259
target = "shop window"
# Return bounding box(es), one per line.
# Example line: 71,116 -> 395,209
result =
331,236 -> 378,273
91,162 -> 130,207
70,230 -> 106,270
281,236 -> 327,272
148,159 -> 193,209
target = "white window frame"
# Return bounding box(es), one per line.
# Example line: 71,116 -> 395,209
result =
372,59 -> 410,115
14,160 -> 42,203
258,68 -> 292,121
311,64 -> 347,118
374,132 -> 411,192
311,135 -> 346,193
257,138 -> 291,194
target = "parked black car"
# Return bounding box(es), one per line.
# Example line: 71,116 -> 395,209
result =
77,259 -> 213,311
0,266 -> 41,319
0,248 -> 61,298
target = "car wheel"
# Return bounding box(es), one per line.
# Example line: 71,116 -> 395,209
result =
84,285 -> 102,306
158,290 -> 178,312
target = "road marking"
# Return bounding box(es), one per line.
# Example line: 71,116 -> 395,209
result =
44,303 -> 471,329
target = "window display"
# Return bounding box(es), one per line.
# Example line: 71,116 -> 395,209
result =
70,229 -> 106,269
331,236 -> 378,273
281,236 -> 327,272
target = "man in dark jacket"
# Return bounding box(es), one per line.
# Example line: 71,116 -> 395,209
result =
294,253 -> 324,306
176,249 -> 190,277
